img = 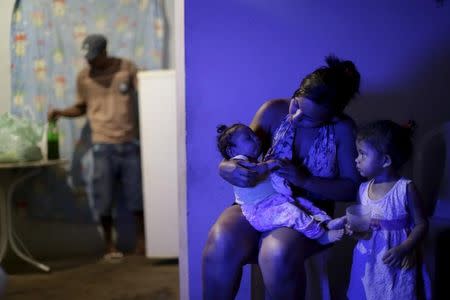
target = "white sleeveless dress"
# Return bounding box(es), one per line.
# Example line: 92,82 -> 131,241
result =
347,178 -> 430,300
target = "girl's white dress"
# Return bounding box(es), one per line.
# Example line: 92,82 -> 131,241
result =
347,178 -> 430,300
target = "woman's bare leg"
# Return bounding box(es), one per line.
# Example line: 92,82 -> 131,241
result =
202,205 -> 260,300
258,227 -> 323,300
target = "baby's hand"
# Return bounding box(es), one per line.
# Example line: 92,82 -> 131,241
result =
265,159 -> 281,171
382,245 -> 408,268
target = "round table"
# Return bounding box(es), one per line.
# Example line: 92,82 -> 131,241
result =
0,159 -> 68,272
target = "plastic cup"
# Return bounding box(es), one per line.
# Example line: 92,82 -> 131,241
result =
346,204 -> 371,232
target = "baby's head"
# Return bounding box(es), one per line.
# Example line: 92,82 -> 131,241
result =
355,120 -> 414,178
216,124 -> 261,160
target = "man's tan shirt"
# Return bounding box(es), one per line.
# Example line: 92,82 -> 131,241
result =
76,57 -> 138,144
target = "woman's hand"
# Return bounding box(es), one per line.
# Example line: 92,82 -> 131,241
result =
219,159 -> 260,187
263,159 -> 282,172
274,159 -> 310,188
382,245 -> 408,268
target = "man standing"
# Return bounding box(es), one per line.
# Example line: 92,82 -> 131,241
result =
48,34 -> 145,260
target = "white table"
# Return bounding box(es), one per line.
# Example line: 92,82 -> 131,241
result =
0,159 -> 67,272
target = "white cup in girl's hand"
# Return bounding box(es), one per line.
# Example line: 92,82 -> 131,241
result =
346,204 -> 371,232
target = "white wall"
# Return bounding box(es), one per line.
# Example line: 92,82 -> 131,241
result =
174,1 -> 187,298
0,0 -> 15,114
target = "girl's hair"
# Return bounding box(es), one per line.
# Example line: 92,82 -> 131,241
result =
216,123 -> 246,159
357,120 -> 416,170
292,55 -> 361,113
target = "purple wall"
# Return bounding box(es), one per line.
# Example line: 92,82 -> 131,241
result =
185,1 -> 450,299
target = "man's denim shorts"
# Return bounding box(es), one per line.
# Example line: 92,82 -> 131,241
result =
91,142 -> 143,217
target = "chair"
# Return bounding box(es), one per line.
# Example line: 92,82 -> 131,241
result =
414,121 -> 450,299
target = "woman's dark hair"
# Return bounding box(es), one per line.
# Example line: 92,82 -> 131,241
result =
356,120 -> 415,170
292,55 -> 361,113
216,123 -> 246,159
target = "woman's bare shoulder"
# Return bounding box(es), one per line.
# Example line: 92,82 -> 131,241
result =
251,99 -> 289,128
260,98 -> 290,111
250,99 -> 289,152
334,114 -> 356,132
334,115 -> 356,145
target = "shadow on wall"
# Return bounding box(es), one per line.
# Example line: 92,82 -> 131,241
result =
414,120 -> 450,298
347,38 -> 450,140
328,39 -> 450,299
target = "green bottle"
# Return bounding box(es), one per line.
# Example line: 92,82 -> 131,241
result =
47,120 -> 60,160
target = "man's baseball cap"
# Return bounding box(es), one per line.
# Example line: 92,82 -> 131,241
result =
81,34 -> 107,60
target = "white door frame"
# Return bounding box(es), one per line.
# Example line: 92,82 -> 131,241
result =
175,0 -> 188,299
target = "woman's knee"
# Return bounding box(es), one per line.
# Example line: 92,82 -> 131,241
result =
259,229 -> 306,275
203,209 -> 257,266
203,222 -> 235,264
260,242 -> 300,271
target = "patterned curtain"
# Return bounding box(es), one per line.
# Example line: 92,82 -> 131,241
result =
9,0 -> 167,221
11,0 -> 165,158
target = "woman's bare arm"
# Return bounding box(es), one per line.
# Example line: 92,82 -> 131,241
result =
250,99 -> 289,153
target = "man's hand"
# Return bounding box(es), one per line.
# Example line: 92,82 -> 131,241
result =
47,109 -> 60,122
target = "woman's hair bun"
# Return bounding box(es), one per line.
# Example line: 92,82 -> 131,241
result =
325,54 -> 361,103
294,54 -> 361,113
325,55 -> 341,68
217,124 -> 228,134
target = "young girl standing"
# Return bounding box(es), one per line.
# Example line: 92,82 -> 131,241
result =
347,120 -> 430,300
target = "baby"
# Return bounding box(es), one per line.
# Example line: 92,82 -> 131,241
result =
217,123 -> 344,244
